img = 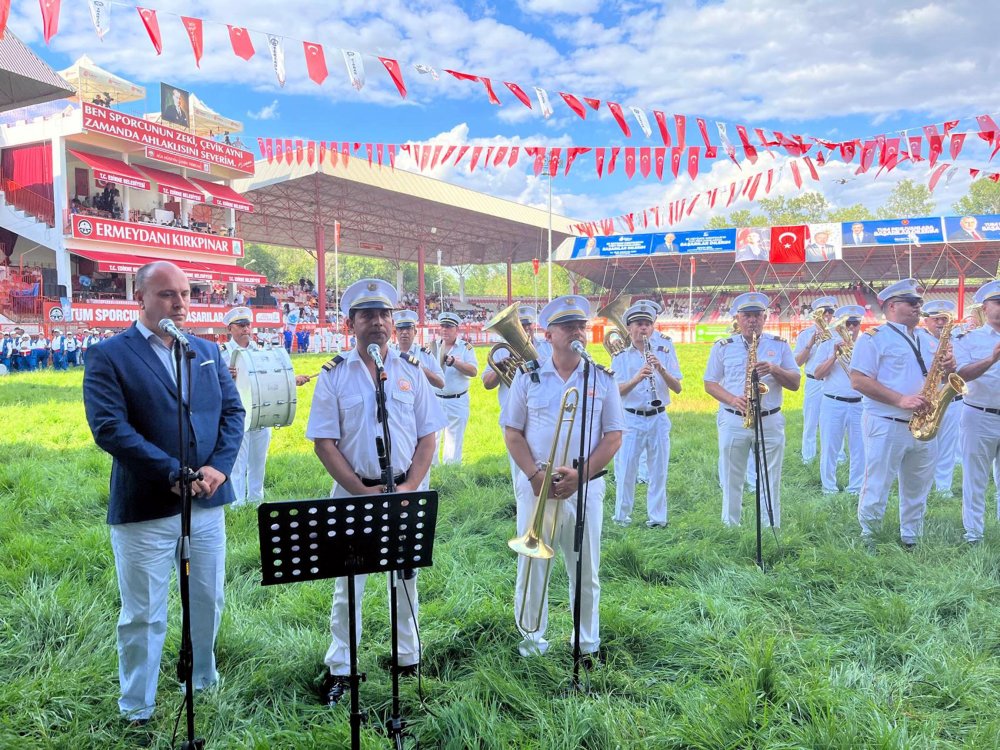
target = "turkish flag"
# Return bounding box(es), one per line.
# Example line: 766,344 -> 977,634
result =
735,124 -> 758,164
607,102 -> 632,137
769,226 -> 807,264
654,147 -> 665,179
908,134 -> 923,161
584,97 -> 601,110
295,140 -> 304,164
303,42 -> 328,85
529,147 -> 545,176
265,139 -> 274,163
549,148 -> 562,177
40,0 -> 60,44
0,0 -> 9,40
564,147 -> 589,174
560,92 -> 587,119
726,182 -> 737,207
949,133 -> 967,160
803,156 -> 820,181
790,160 -> 802,188
686,194 -> 700,216
857,140 -> 876,173
429,145 -> 442,170
318,141 -> 326,165
624,147 -> 636,179
483,146 -> 494,167
670,147 -> 682,178
504,82 -> 532,108
275,140 -> 283,163
379,58 -> 406,98
928,162 -> 951,192
639,147 -> 651,178
595,147 -> 606,177
747,173 -> 763,201
451,145 -> 469,167
493,146 -> 507,167
674,115 -> 687,148
257,137 -> 266,158
687,146 -> 699,180
623,213 -> 635,231
388,144 -> 396,169
696,118 -> 712,149
441,145 -> 456,165
943,120 -> 959,134
137,7 -> 161,55
470,145 -> 484,171
608,147 -> 620,174
286,140 -> 295,164
328,142 -> 338,167
376,143 -> 384,167
181,16 -> 203,68
927,134 -> 943,166
228,25 -> 255,61
653,111 -> 671,146
839,140 -> 857,163
508,146 -> 519,167
307,141 -> 316,166
976,114 -> 1000,144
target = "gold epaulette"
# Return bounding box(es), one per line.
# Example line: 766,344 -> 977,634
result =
596,362 -> 615,376
765,333 -> 786,343
321,354 -> 345,372
717,336 -> 736,346
401,352 -> 421,367
864,326 -> 880,337
419,345 -> 431,355
463,340 -> 473,350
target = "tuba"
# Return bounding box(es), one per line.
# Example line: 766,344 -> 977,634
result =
812,307 -> 833,342
597,295 -> 632,358
484,303 -> 541,388
509,387 -> 578,633
832,315 -> 855,373
909,313 -> 968,441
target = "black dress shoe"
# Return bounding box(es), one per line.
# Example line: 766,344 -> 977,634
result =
902,541 -> 917,551
579,651 -> 603,671
392,663 -> 420,678
319,674 -> 351,707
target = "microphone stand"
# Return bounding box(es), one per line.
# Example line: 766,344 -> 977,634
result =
171,335 -> 204,750
370,346 -> 409,750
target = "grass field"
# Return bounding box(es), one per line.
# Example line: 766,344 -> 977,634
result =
4,343 -> 1000,749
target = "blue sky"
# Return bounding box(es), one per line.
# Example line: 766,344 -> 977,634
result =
10,0 -> 1000,227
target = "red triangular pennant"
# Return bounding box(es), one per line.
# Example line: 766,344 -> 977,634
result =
624,147 -> 636,179
303,41 -> 328,85
639,147 -> 651,178
378,58 -> 407,98
227,25 -> 254,61
504,82 -> 532,108
653,111 -> 671,147
40,0 -> 60,44
607,102 -> 632,137
559,92 -> 587,119
687,146 -> 700,180
137,7 -> 161,55
181,16 -> 203,68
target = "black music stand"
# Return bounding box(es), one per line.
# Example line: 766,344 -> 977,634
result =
258,490 -> 439,750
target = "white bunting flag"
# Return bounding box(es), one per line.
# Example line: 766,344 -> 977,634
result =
413,63 -> 439,80
342,50 -> 366,91
716,121 -> 739,164
267,34 -> 285,87
629,106 -> 652,138
533,87 -> 553,118
88,0 -> 111,39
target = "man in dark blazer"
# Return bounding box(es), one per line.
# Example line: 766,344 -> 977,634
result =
83,261 -> 244,725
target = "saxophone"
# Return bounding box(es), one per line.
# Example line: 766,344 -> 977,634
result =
743,332 -> 770,429
908,313 -> 968,441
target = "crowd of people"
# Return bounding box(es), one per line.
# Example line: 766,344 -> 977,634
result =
1,327 -> 110,372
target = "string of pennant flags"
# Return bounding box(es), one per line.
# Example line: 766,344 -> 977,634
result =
17,1 -> 1000,168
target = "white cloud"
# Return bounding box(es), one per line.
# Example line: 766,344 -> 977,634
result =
247,99 -> 279,120
517,0 -> 602,15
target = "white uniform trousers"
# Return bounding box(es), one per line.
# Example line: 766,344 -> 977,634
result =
718,409 -> 784,528
801,375 -> 823,462
513,474 -> 604,657
323,485 -> 419,675
933,400 -> 961,493
435,393 -> 469,465
230,427 -> 272,506
857,413 -> 937,543
614,411 -> 670,525
819,396 -> 865,494
960,405 -> 1000,541
109,504 -> 226,720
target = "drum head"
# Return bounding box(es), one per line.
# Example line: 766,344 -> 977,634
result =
231,348 -> 297,431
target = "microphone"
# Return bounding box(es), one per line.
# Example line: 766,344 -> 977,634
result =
571,340 -> 596,366
158,318 -> 189,346
367,343 -> 385,369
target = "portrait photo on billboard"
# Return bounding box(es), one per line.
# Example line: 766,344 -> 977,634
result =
160,83 -> 191,128
735,227 -> 770,262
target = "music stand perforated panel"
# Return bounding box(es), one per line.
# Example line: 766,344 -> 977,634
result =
257,490 -> 439,585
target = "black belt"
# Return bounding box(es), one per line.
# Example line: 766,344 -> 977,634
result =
953,395 -> 964,403
725,407 -> 781,418
966,403 -> 1000,416
436,391 -> 467,399
358,471 -> 407,488
806,374 -> 817,380
825,394 -> 862,404
625,406 -> 666,417
880,416 -> 910,424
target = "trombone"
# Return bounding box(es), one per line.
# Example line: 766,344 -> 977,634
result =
509,387 -> 579,633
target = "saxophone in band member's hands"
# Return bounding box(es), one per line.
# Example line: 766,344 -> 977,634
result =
908,313 -> 968,441
743,331 -> 769,429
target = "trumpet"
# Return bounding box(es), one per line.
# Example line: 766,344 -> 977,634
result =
484,303 -> 542,387
597,295 -> 631,358
509,387 -> 579,633
642,335 -> 663,408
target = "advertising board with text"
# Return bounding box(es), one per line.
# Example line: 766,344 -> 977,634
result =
71,214 -> 243,258
44,301 -> 282,329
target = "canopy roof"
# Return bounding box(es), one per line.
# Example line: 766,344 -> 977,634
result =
0,31 -> 75,112
58,55 -> 145,104
232,156 -> 577,266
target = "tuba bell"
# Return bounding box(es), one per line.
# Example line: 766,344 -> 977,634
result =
597,294 -> 632,358
484,303 -> 542,387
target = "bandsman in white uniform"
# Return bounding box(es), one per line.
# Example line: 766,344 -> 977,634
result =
432,311 -> 479,464
633,298 -> 668,485
306,279 -> 445,705
500,294 -> 624,661
813,305 -> 865,495
704,292 -> 800,528
921,300 -> 962,497
50,329 -> 68,370
483,306 -> 552,485
612,300 -> 682,527
65,329 -> 80,366
849,279 -> 952,550
954,280 -> 1000,544
220,307 -> 272,506
794,295 -> 838,464
392,310 -> 445,389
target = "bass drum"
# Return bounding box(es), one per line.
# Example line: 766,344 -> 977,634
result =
232,347 -> 297,431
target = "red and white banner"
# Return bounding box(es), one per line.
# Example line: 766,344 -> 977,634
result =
71,214 -> 244,258
45,301 -> 283,329
82,103 -> 254,174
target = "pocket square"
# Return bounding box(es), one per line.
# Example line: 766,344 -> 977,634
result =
201,359 -> 215,366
